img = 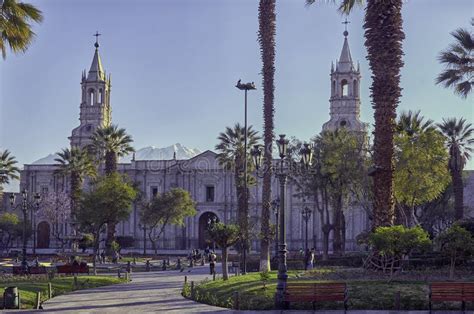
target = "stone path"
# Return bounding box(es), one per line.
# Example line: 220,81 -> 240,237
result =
41,265 -> 229,313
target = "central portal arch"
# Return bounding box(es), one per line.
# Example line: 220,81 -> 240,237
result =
37,221 -> 50,249
198,212 -> 219,249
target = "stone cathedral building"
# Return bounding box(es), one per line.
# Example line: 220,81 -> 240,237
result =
10,30 -> 470,254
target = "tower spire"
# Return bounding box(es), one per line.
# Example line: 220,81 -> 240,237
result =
87,32 -> 105,81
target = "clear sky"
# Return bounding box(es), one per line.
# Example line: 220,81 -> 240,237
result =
1,0 -> 473,191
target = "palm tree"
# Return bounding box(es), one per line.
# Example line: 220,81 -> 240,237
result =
89,124 -> 134,175
437,118 -> 474,220
307,0 -> 405,228
54,147 -> 96,214
396,110 -> 435,136
258,0 -> 276,272
215,123 -> 260,263
0,0 -> 43,59
0,150 -> 20,199
89,124 -> 134,252
436,19 -> 474,99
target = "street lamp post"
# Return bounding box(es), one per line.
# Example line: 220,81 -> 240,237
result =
138,223 -> 147,255
32,202 -> 40,255
251,136 -> 313,309
9,189 -> 41,272
301,205 -> 312,252
236,79 -> 256,275
271,198 -> 280,258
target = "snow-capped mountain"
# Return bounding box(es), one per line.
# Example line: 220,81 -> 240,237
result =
121,144 -> 201,162
32,144 -> 201,164
32,153 -> 58,165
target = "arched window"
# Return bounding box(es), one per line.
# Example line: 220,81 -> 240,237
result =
341,79 -> 348,97
98,89 -> 103,103
88,89 -> 95,105
353,80 -> 358,97
331,80 -> 336,96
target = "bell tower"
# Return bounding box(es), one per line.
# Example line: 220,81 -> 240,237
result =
69,33 -> 112,148
322,26 -> 365,133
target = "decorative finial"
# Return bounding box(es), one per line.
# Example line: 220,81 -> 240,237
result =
93,31 -> 101,48
342,18 -> 350,37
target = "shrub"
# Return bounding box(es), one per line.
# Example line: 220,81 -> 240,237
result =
436,225 -> 474,279
367,225 -> 431,279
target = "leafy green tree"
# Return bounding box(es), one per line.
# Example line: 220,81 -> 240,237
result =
0,212 -> 20,252
307,0 -> 405,229
0,0 -> 43,59
318,129 -> 369,254
436,19 -> 474,98
368,225 -> 431,280
89,124 -> 134,250
394,111 -> 451,227
77,173 -> 137,263
437,118 -> 474,220
257,0 -> 276,272
140,188 -> 196,256
215,123 -> 260,264
54,147 -> 96,214
436,225 -> 474,279
208,222 -> 240,280
291,129 -> 369,258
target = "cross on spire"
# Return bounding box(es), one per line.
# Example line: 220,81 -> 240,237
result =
93,31 -> 101,48
342,18 -> 350,37
342,18 -> 350,31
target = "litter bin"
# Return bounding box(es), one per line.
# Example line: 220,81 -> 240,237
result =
3,286 -> 19,309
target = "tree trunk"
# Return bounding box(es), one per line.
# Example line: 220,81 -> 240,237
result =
449,255 -> 456,280
322,226 -> 330,261
70,172 -> 81,217
365,0 -> 405,229
332,195 -> 343,255
222,247 -> 229,280
105,151 -> 117,175
106,222 -> 116,255
451,168 -> 464,220
258,0 -> 276,272
341,213 -> 346,255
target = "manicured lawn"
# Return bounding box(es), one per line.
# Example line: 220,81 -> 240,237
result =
0,275 -> 127,309
184,268 -> 474,311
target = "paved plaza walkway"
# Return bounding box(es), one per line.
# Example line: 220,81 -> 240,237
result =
29,265 -> 472,314
41,265 -> 228,313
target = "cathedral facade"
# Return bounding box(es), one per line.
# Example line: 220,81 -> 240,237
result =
4,32 -> 378,253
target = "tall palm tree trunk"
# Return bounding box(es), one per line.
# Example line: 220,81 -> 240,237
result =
258,0 -> 276,272
451,168 -> 464,220
105,151 -> 118,175
365,0 -> 405,228
105,151 -> 118,254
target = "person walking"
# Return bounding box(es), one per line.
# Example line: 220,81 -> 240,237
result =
209,252 -> 216,275
309,248 -> 315,270
304,248 -> 310,271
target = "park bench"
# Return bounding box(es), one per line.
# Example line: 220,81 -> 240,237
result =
56,264 -> 90,275
429,282 -> 474,313
284,282 -> 348,311
12,266 -> 47,275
